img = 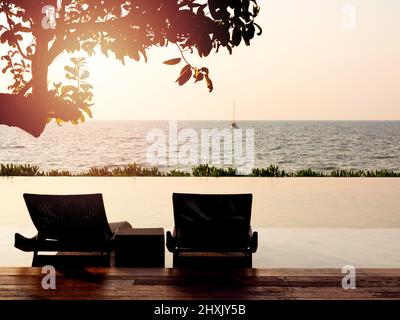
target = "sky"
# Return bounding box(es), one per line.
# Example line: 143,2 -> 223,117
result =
1,0 -> 400,120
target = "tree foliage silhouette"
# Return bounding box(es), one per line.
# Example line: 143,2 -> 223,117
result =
0,0 -> 261,137
50,56 -> 94,125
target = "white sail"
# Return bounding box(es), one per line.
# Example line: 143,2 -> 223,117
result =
231,99 -> 238,129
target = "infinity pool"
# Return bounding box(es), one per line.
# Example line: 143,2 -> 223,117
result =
1,177 -> 399,267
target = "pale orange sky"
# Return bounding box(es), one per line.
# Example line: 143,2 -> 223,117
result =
1,0 -> 400,120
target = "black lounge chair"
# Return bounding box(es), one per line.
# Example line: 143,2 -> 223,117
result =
15,193 -> 132,267
167,193 -> 258,267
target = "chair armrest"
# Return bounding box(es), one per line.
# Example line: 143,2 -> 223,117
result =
109,221 -> 132,236
249,231 -> 258,253
14,233 -> 38,252
166,231 -> 177,253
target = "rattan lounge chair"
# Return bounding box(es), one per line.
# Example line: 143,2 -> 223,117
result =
166,193 -> 258,267
15,193 -> 132,267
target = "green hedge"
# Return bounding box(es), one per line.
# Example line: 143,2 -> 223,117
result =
0,163 -> 399,177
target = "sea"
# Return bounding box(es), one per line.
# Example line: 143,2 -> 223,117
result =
0,120 -> 399,173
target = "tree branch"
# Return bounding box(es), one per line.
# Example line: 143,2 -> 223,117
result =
0,94 -> 47,137
176,43 -> 193,68
47,36 -> 66,64
18,79 -> 32,96
15,40 -> 30,60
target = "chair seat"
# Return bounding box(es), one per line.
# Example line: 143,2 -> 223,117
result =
166,231 -> 258,253
14,233 -> 114,252
15,220 -> 133,253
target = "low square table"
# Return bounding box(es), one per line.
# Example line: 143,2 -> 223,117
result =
114,228 -> 165,267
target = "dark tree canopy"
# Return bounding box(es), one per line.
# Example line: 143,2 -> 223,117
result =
0,0 -> 261,137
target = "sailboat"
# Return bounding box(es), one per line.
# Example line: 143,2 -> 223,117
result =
231,100 -> 239,129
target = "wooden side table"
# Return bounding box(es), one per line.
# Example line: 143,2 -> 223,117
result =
114,228 -> 165,267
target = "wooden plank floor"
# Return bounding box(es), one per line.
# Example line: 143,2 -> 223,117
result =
0,268 -> 400,300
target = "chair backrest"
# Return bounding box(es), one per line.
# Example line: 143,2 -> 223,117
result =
172,193 -> 253,249
23,193 -> 113,241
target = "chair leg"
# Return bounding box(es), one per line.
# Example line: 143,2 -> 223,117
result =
246,253 -> 252,268
173,252 -> 180,268
32,251 -> 40,267
106,251 -> 112,267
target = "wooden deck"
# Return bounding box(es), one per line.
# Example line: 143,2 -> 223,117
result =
1,268 -> 400,300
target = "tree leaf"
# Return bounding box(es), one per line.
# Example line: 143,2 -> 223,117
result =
163,58 -> 181,65
199,67 -> 209,75
14,23 -> 31,33
226,44 -> 233,55
61,85 -> 77,95
82,42 -> 96,56
176,64 -> 192,86
128,49 -> 140,61
64,65 -> 75,74
101,40 -> 109,57
246,24 -> 256,41
180,64 -> 192,75
80,70 -> 90,80
254,23 -> 263,36
65,38 -> 80,53
0,31 -> 14,44
194,72 -> 204,83
81,106 -> 93,118
139,47 -> 148,62
196,35 -> 212,57
232,27 -> 242,46
1,66 -> 10,74
204,74 -> 213,92
80,83 -> 93,91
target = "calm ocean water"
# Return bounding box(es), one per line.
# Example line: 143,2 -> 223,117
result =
0,121 -> 399,173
